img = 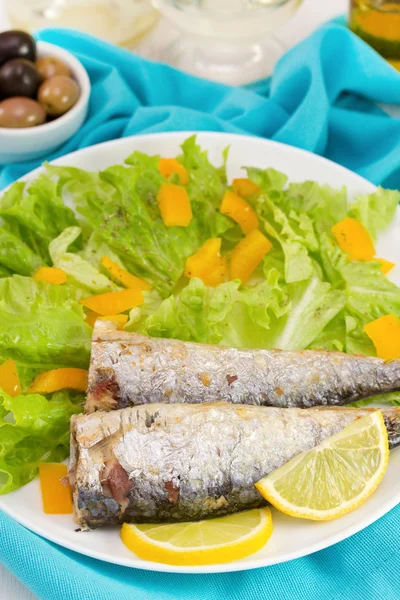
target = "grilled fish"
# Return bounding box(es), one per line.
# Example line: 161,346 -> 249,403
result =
70,403 -> 400,529
86,321 -> 400,412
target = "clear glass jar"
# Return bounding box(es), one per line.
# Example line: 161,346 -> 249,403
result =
7,0 -> 158,47
349,0 -> 400,70
152,0 -> 303,84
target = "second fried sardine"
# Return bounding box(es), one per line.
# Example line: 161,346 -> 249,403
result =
70,403 -> 400,529
86,321 -> 400,412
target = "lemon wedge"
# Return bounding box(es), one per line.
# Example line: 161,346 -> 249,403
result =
256,411 -> 389,521
121,507 -> 273,566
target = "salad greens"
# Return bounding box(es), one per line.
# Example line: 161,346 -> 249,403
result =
0,135 -> 399,494
0,389 -> 82,494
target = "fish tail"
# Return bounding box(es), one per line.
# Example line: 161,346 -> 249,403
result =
382,408 -> 400,449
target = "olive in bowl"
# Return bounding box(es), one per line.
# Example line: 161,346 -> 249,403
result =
36,56 -> 71,80
0,97 -> 46,128
38,75 -> 80,117
0,30 -> 36,66
0,58 -> 42,99
0,38 -> 90,164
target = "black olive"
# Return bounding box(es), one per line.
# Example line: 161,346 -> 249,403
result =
0,59 -> 42,99
0,30 -> 36,67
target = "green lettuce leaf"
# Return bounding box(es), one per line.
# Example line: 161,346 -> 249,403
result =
0,229 -> 42,276
271,277 -> 345,350
131,272 -> 344,351
81,231 -> 128,270
0,176 -> 78,263
308,311 -> 346,352
0,265 -> 12,278
348,188 -> 400,240
0,275 -> 91,367
245,167 -> 288,192
46,148 -> 232,297
341,261 -> 400,355
49,227 -> 118,294
283,181 -> 348,225
0,388 -> 82,494
131,274 -> 290,347
256,195 -> 315,283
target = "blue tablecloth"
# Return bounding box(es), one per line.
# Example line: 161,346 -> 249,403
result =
1,21 -> 400,600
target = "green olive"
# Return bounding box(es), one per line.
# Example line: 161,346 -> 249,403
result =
0,96 -> 46,128
38,75 -> 80,117
36,56 -> 71,80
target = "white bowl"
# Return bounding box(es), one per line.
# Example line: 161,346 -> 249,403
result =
0,41 -> 90,164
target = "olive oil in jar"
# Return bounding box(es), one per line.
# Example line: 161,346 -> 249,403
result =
349,0 -> 400,70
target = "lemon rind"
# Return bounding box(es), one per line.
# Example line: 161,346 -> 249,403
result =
255,412 -> 389,521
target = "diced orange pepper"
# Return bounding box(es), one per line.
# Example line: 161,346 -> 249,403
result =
39,463 -> 72,515
376,258 -> 395,275
364,314 -> 400,360
101,256 -> 151,291
28,368 -> 88,394
158,158 -> 189,185
331,217 -> 375,261
33,266 -> 67,285
98,314 -> 129,328
232,178 -> 261,198
85,311 -> 98,328
206,257 -> 228,287
229,229 -> 272,283
0,359 -> 21,397
157,183 -> 192,227
80,288 -> 143,316
220,190 -> 259,234
185,238 -> 227,287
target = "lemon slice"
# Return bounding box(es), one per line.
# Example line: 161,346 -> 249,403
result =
256,411 -> 389,521
121,507 -> 273,566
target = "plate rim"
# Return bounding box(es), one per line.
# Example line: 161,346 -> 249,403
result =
1,130 -> 377,193
2,130 -> 395,575
1,493 -> 399,574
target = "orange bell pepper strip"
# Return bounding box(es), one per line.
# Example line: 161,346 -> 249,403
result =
220,190 -> 259,234
376,258 -> 395,275
229,229 -> 272,283
331,218 -> 375,261
206,257 -> 228,287
232,178 -> 261,198
185,238 -> 227,287
85,311 -> 99,328
157,183 -> 192,227
80,288 -> 143,316
39,463 -> 72,514
33,267 -> 67,285
0,359 -> 21,397
28,368 -> 88,394
101,257 -> 151,291
159,158 -> 189,185
364,314 -> 400,361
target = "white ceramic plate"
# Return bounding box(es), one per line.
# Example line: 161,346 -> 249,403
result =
1,132 -> 400,574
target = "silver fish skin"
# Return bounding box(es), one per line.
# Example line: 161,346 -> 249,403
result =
70,403 -> 400,529
85,321 -> 400,412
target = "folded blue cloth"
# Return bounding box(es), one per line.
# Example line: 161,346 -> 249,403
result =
1,22 -> 400,189
1,21 -> 400,600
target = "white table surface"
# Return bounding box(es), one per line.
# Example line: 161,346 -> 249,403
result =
0,0 -> 347,597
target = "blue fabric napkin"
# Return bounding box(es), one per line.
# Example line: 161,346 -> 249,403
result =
1,23 -> 400,189
1,21 -> 400,600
